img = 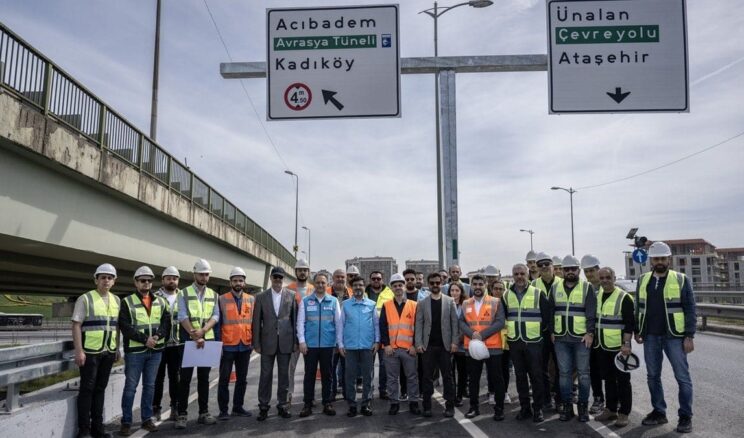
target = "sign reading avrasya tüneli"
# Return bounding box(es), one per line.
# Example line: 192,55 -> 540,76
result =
547,0 -> 689,113
266,5 -> 400,120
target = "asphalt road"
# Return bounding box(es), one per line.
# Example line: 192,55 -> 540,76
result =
107,331 -> 741,437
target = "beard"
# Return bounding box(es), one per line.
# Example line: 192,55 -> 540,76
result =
654,264 -> 667,273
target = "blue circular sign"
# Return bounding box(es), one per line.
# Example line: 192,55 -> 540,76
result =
632,248 -> 648,264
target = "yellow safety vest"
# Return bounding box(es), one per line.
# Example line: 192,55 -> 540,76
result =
81,290 -> 119,354
155,289 -> 182,346
532,276 -> 562,299
596,287 -> 631,351
553,280 -> 590,337
124,293 -> 166,353
638,271 -> 686,337
505,285 -> 542,343
183,285 -> 216,340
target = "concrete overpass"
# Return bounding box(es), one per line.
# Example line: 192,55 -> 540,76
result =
0,23 -> 294,297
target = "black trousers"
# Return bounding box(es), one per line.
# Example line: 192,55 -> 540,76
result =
303,347 -> 334,405
599,349 -> 632,414
452,353 -> 468,399
502,349 -> 511,393
177,344 -> 211,415
542,334 -> 559,401
218,349 -> 252,413
421,345 -> 454,409
77,351 -> 115,435
153,345 -> 182,411
467,354 -> 504,410
509,340 -> 545,411
590,347 -> 605,400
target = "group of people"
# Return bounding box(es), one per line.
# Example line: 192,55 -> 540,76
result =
72,240 -> 696,438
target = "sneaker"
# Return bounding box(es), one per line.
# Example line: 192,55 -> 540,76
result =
504,394 -> 512,404
465,408 -> 480,419
118,424 -> 132,436
589,397 -> 605,415
141,420 -> 158,432
594,408 -> 618,422
218,411 -> 230,421
232,407 -> 252,417
615,413 -> 629,428
677,416 -> 692,433
197,412 -> 217,425
642,410 -> 668,426
175,415 -> 187,429
400,393 -> 408,402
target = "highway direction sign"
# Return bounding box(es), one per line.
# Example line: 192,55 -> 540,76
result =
547,0 -> 689,113
266,5 -> 400,120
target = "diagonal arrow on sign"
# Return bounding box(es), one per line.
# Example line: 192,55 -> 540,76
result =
322,89 -> 344,111
607,87 -> 631,104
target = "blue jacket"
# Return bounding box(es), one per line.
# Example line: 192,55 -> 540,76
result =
341,297 -> 379,350
301,294 -> 340,348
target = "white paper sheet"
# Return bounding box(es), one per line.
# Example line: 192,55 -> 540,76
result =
181,341 -> 222,368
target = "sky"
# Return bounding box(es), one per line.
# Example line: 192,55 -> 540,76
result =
3,0 -> 743,276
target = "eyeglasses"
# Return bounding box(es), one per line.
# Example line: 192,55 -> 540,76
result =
598,276 -> 613,280
537,262 -> 551,268
271,275 -> 284,280
137,278 -> 153,283
371,277 -> 382,281
563,267 -> 579,272
405,278 -> 415,281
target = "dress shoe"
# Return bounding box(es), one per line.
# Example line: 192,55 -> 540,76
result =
465,408 -> 480,419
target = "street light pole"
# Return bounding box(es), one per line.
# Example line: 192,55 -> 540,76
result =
551,186 -> 577,255
520,229 -> 535,251
285,170 -> 299,258
302,226 -> 311,265
150,0 -> 161,140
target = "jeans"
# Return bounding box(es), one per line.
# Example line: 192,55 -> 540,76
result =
421,345 -> 454,409
218,349 -> 252,413
122,350 -> 162,424
77,351 -> 115,435
304,347 -> 334,405
643,334 -> 693,417
153,345 -> 181,411
345,349 -> 374,408
509,340 -> 544,410
555,340 -> 591,404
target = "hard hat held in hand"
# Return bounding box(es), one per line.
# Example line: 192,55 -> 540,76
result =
468,339 -> 490,360
614,351 -> 640,373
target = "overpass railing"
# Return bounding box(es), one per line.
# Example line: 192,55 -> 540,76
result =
0,22 -> 295,267
697,303 -> 744,331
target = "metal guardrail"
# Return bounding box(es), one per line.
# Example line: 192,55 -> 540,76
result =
0,22 -> 295,267
697,303 -> 744,331
0,341 -> 75,413
694,290 -> 744,305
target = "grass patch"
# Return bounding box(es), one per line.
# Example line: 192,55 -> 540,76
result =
0,294 -> 67,318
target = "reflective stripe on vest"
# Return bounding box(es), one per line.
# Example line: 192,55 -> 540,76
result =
124,293 -> 166,353
463,295 -> 502,350
638,271 -> 685,337
219,292 -> 254,347
183,285 -> 216,340
531,276 -> 562,299
505,286 -> 542,343
384,299 -> 416,349
81,290 -> 119,353
553,280 -> 589,337
596,287 -> 630,351
155,289 -> 182,346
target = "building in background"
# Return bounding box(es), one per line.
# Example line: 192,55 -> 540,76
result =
405,259 -> 439,277
345,256 -> 398,283
718,247 -> 744,289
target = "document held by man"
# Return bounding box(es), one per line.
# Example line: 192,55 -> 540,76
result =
181,341 -> 223,368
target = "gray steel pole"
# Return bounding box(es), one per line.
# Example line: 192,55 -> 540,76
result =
569,187 -> 575,255
150,0 -> 161,140
303,226 -> 311,265
433,2 -> 445,270
285,170 -> 299,258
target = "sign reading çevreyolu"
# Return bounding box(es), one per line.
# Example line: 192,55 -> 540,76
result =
267,4 -> 400,120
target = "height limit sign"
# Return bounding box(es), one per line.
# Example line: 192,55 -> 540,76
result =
267,5 -> 401,120
547,0 -> 689,113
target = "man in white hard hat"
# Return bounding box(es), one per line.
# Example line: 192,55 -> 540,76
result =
175,259 -> 220,428
532,252 -> 562,410
72,263 -> 121,438
635,241 -> 695,434
458,274 -> 506,421
526,251 -> 539,282
552,257 -> 564,279
346,265 -> 361,289
118,266 -> 171,436
581,254 -> 606,415
551,255 -> 597,423
287,259 -> 315,405
217,267 -> 255,420
153,266 -> 182,422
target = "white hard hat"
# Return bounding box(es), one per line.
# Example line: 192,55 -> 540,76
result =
552,256 -> 563,267
468,339 -> 490,360
526,250 -> 537,262
134,266 -> 155,279
193,258 -> 212,274
614,352 -> 640,373
295,258 -> 310,270
483,265 -> 500,276
162,266 -> 180,278
648,241 -> 672,257
346,265 -> 361,276
561,255 -> 581,268
94,263 -> 117,278
535,252 -> 551,263
580,254 -> 601,269
389,273 -> 405,284
229,266 -> 246,279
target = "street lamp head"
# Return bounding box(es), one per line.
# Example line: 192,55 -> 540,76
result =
469,0 -> 493,8
284,170 -> 295,176
302,226 -> 309,231
550,186 -> 561,190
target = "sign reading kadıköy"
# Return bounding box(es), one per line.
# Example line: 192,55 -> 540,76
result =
547,0 -> 689,113
266,4 -> 400,120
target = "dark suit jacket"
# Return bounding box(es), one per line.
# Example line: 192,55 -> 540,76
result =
252,287 -> 297,355
414,294 -> 459,349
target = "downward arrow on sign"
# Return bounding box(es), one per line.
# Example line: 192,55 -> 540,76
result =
607,87 -> 631,104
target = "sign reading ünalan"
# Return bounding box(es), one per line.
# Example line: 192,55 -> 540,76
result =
547,0 -> 689,114
266,5 -> 400,120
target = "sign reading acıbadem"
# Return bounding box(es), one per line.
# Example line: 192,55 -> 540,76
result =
547,0 -> 689,113
266,5 -> 400,120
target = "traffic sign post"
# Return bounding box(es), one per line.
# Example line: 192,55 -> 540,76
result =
266,5 -> 400,120
632,248 -> 648,264
547,0 -> 689,113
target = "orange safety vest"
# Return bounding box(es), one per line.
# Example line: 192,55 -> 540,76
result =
218,292 -> 254,347
326,285 -> 353,299
288,282 -> 316,305
463,296 -> 503,350
384,299 -> 416,349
